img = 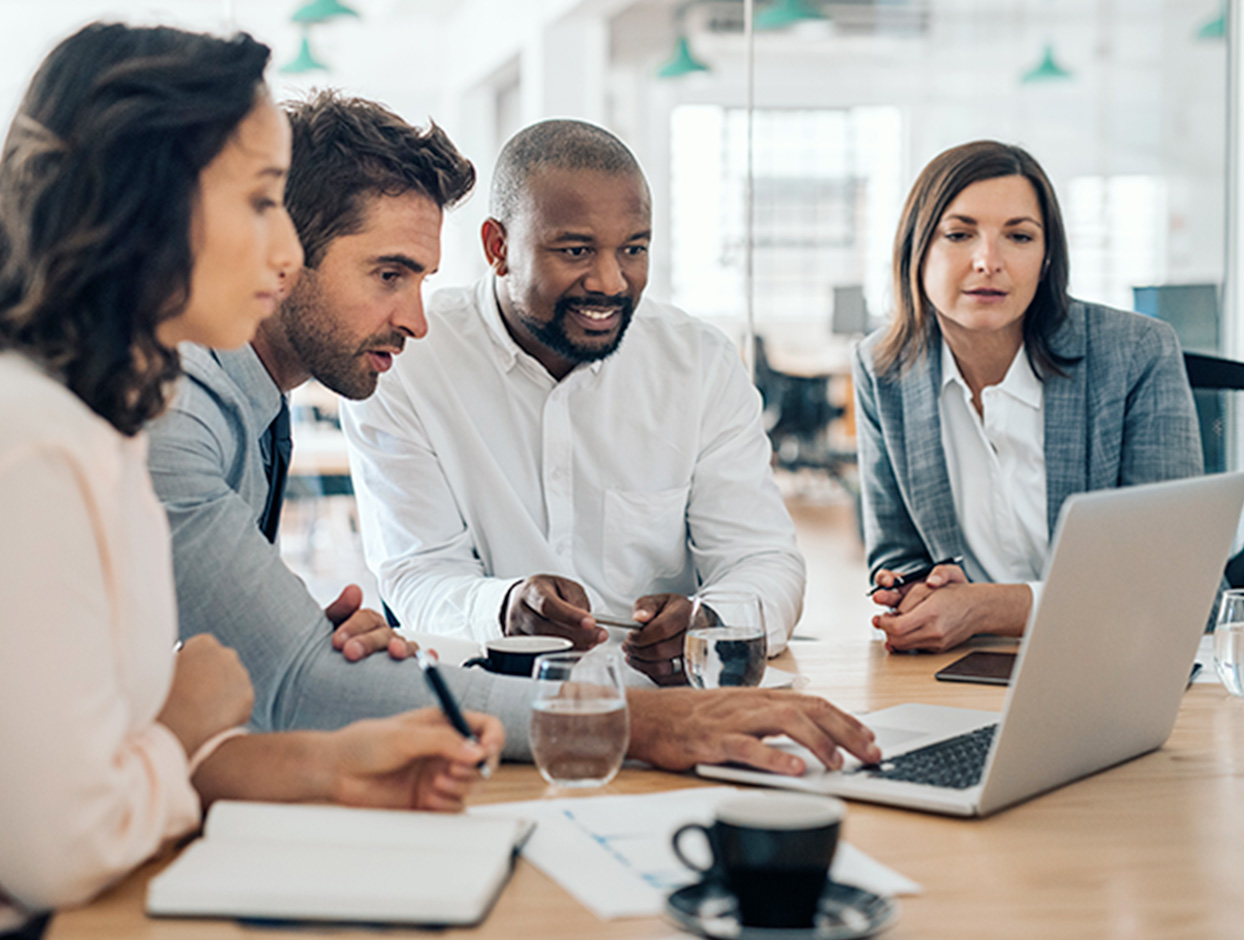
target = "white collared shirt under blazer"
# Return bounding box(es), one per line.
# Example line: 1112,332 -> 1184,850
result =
939,340 -> 1047,600
341,276 -> 805,653
0,354 -> 199,932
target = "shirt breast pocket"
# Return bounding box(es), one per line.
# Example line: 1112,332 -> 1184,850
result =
603,486 -> 692,596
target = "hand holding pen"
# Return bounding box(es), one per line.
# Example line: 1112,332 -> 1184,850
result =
416,649 -> 497,780
867,557 -> 964,600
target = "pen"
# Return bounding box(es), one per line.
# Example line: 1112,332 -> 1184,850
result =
866,556 -> 963,597
415,649 -> 492,779
593,614 -> 644,630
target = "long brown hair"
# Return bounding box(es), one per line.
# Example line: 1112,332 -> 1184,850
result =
0,23 -> 271,435
875,140 -> 1073,378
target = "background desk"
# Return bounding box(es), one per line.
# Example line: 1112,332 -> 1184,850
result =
48,635 -> 1244,940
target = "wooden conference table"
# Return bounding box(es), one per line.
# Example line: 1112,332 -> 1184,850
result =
48,633 -> 1244,940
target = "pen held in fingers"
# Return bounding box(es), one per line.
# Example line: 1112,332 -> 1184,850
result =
593,614 -> 645,630
866,556 -> 962,596
416,649 -> 492,779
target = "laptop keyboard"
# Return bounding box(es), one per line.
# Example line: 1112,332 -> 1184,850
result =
857,724 -> 998,789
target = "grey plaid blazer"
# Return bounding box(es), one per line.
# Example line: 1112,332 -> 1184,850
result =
853,300 -> 1203,580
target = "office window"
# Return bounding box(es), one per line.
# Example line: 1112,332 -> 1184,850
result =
1066,175 -> 1168,312
669,105 -> 902,326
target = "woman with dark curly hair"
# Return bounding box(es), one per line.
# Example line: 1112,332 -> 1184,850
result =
0,24 -> 501,937
855,140 -> 1201,654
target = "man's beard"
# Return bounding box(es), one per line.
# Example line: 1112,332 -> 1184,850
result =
524,292 -> 635,365
280,276 -> 404,400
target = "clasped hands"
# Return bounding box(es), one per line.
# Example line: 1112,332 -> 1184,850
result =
870,562 -> 1031,653
502,574 -> 690,686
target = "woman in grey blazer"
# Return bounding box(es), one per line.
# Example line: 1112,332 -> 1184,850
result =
854,141 -> 1201,653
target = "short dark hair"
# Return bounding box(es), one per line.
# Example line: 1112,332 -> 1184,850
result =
283,91 -> 476,267
876,139 -> 1073,379
489,118 -> 646,224
0,22 -> 271,435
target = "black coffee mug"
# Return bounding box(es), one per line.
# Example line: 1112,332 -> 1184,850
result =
672,792 -> 844,929
463,636 -> 575,677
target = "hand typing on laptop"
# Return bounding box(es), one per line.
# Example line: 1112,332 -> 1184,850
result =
625,688 -> 881,775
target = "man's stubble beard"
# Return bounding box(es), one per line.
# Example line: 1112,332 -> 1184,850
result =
279,275 -> 399,401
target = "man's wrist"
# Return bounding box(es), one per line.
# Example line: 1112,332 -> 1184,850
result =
499,582 -> 520,633
623,689 -> 656,760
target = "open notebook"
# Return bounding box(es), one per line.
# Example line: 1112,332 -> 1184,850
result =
146,801 -> 532,927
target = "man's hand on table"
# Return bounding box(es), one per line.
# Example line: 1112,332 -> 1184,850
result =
618,593 -> 692,687
625,687 -> 880,774
502,574 -> 607,649
327,584 -> 419,662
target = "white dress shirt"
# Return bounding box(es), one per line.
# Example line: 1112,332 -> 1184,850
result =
0,354 -> 200,930
939,341 -> 1047,599
341,277 -> 805,653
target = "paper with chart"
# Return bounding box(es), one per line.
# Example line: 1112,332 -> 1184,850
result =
471,787 -> 921,920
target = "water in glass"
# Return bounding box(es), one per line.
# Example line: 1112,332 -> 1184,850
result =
530,650 -> 629,787
685,627 -> 766,688
1214,590 -> 1244,696
685,590 -> 767,689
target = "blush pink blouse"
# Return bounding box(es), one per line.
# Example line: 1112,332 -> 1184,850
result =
0,354 -> 200,930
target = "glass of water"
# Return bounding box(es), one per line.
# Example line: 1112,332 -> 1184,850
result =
530,649 -> 629,787
1214,589 -> 1244,696
684,590 -> 767,689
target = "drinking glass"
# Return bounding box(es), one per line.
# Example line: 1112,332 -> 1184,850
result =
530,649 -> 629,787
1214,589 -> 1244,696
684,590 -> 767,689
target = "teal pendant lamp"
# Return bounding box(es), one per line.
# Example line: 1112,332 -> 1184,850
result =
282,0 -> 360,76
755,0 -> 827,31
1020,43 -> 1073,83
281,35 -> 328,73
657,35 -> 710,78
292,0 -> 360,24
1197,2 -> 1226,39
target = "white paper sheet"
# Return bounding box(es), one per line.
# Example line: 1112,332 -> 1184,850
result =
471,787 -> 921,920
1194,634 -> 1222,684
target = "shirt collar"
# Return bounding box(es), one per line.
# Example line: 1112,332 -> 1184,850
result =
475,274 -> 606,381
940,338 -> 1042,410
213,343 -> 284,428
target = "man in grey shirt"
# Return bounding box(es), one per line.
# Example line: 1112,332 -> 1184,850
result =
147,91 -> 879,772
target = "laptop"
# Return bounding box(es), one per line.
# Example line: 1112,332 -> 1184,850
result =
699,472 -> 1244,817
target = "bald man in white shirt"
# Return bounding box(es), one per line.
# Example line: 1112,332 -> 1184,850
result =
343,119 -> 805,687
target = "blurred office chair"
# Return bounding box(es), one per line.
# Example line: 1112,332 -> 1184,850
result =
753,335 -> 852,481
1184,351 -> 1244,475
1184,351 -> 1244,587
